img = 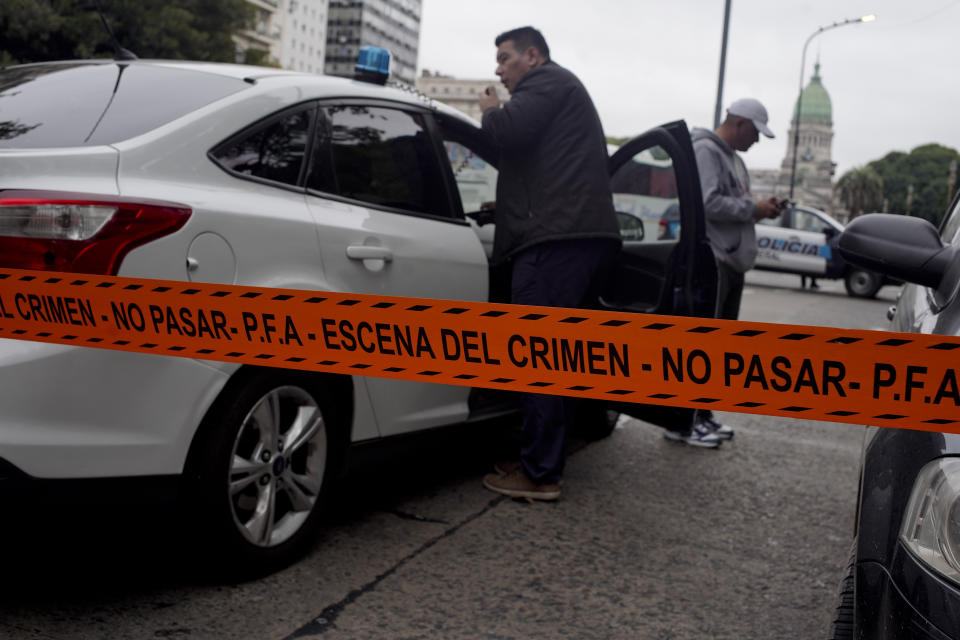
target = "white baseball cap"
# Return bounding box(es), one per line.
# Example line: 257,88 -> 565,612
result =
727,98 -> 774,138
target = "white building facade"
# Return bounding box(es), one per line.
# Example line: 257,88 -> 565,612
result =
775,62 -> 836,213
279,0 -> 329,73
750,62 -> 840,217
325,0 -> 421,86
233,0 -> 328,72
416,71 -> 509,122
235,0 -> 283,65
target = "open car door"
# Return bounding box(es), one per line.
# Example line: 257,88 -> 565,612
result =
435,112 -> 718,432
598,120 -> 718,431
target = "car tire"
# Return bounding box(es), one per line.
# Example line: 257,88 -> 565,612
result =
185,368 -> 346,576
844,268 -> 882,299
829,544 -> 856,639
572,399 -> 620,442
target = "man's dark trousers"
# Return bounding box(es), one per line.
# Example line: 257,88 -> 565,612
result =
700,259 -> 745,428
716,260 -> 744,320
510,238 -> 614,484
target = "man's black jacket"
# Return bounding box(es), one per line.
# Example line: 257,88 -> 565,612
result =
481,61 -> 620,265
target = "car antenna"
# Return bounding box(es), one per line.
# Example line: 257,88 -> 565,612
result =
93,0 -> 138,61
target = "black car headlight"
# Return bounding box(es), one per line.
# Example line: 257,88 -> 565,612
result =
900,458 -> 960,585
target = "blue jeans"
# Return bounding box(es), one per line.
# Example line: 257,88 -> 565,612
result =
510,238 -> 616,483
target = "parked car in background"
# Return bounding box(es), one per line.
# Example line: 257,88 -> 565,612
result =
755,204 -> 894,298
658,202 -> 681,240
830,196 -> 960,638
0,56 -> 718,574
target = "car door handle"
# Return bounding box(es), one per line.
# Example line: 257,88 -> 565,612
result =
346,246 -> 394,261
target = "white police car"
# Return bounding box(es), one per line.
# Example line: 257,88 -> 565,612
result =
0,48 -> 718,573
755,205 -> 892,298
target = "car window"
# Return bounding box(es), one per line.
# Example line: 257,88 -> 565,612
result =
442,141 -> 498,214
434,113 -> 499,217
0,63 -> 248,148
940,197 -> 960,245
793,210 -> 824,232
314,105 -> 452,218
211,106 -> 314,187
609,145 -> 679,242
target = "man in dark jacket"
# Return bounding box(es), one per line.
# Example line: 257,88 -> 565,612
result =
478,26 -> 621,501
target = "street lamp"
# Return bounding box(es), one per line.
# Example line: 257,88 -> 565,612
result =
788,14 -> 876,200
713,0 -> 733,129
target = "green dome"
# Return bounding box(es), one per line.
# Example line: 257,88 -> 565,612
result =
792,62 -> 832,124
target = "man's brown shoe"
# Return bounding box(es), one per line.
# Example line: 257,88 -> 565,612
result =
493,459 -> 522,475
482,470 -> 561,501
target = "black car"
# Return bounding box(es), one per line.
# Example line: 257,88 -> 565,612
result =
831,198 -> 960,638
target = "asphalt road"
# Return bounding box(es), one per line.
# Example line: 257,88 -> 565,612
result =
0,271 -> 901,640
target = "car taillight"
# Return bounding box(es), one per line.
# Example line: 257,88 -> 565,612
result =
0,190 -> 191,275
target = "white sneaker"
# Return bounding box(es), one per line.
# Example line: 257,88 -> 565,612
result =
662,422 -> 723,448
701,415 -> 734,440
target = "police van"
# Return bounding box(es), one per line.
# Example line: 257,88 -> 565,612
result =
754,205 -> 892,298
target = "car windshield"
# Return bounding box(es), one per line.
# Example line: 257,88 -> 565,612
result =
0,62 -> 249,148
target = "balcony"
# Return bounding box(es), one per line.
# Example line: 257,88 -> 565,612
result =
247,0 -> 279,11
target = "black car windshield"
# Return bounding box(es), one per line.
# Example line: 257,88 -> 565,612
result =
0,62 -> 249,148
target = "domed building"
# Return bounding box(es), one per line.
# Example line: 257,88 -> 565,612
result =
775,61 -> 838,213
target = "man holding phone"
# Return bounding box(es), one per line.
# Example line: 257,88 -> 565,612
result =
679,98 -> 783,445
692,98 -> 782,320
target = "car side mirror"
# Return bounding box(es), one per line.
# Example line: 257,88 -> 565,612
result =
822,226 -> 838,238
839,213 -> 955,289
615,211 -> 645,241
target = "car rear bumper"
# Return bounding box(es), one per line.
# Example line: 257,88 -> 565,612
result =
0,338 -> 230,478
0,455 -> 181,504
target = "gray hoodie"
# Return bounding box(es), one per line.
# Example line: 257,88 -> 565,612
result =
691,127 -> 758,273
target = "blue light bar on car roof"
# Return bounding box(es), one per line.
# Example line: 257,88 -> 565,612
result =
354,46 -> 390,85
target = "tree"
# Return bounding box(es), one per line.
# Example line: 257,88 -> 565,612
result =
837,166 -> 884,219
0,0 -> 256,65
867,143 -> 960,224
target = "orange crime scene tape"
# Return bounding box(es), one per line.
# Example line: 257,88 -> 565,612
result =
0,268 -> 957,434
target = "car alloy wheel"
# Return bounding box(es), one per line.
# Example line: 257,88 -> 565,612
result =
186,369 -> 344,574
844,268 -> 882,298
228,385 -> 327,548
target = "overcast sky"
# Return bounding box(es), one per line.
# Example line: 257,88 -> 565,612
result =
418,0 -> 960,176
